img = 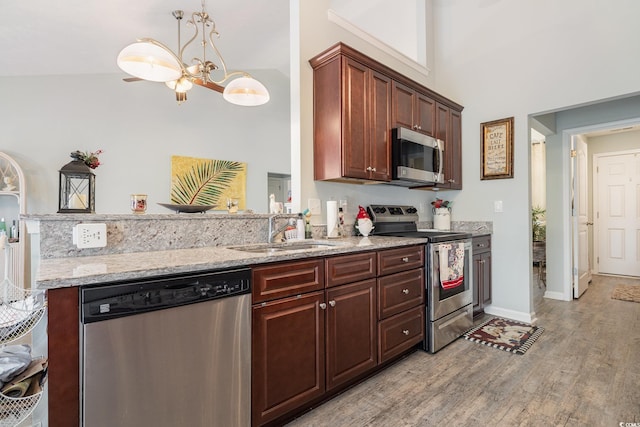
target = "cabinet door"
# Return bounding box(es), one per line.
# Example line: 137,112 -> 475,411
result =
252,292 -> 325,426
342,58 -> 369,179
391,80 -> 415,130
435,102 -> 451,189
448,109 -> 463,189
325,279 -> 377,391
368,70 -> 392,181
472,253 -> 482,316
416,93 -> 436,136
481,251 -> 492,307
472,251 -> 492,317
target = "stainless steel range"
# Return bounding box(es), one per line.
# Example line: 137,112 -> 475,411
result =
368,204 -> 473,353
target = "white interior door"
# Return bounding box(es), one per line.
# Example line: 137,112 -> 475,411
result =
595,151 -> 640,277
573,138 -> 591,298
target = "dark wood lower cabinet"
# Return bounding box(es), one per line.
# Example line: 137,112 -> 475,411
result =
251,291 -> 326,427
252,248 -> 426,426
251,280 -> 378,426
472,235 -> 492,317
325,279 -> 377,391
47,286 -> 80,427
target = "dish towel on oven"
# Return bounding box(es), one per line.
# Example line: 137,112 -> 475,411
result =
440,243 -> 465,289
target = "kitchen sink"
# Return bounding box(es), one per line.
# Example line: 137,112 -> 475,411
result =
228,241 -> 344,254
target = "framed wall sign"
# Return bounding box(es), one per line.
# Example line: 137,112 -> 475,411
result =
481,117 -> 514,180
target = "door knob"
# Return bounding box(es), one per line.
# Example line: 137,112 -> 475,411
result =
319,303 -> 327,310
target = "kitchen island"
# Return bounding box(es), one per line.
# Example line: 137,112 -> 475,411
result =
29,212 -> 428,427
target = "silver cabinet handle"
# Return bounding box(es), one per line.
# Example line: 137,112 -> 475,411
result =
329,300 -> 336,307
402,289 -> 409,295
417,126 -> 422,130
448,179 -> 455,183
371,167 -> 376,172
401,257 -> 409,262
319,303 -> 327,310
402,330 -> 410,336
366,166 -> 372,171
413,125 -> 418,130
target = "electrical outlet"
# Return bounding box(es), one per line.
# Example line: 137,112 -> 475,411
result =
73,223 -> 107,248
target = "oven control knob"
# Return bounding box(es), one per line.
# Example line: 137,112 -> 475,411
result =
406,207 -> 417,214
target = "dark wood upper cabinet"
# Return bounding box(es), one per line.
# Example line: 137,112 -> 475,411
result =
311,53 -> 391,182
310,42 -> 463,189
432,103 -> 463,190
392,80 -> 436,136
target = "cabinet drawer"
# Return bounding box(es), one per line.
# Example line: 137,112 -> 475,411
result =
377,246 -> 424,276
378,268 -> 424,320
472,235 -> 491,254
378,306 -> 424,363
325,252 -> 376,288
252,259 -> 325,303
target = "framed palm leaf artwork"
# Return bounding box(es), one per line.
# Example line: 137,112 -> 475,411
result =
170,155 -> 247,210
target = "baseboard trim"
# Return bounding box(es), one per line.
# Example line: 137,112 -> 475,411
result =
543,290 -> 567,300
482,305 -> 533,324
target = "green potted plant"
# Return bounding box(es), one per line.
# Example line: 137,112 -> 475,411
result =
532,206 -> 546,242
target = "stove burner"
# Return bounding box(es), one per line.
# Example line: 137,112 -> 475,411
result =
367,204 -> 471,242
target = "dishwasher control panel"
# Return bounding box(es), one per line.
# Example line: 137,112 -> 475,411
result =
81,268 -> 251,323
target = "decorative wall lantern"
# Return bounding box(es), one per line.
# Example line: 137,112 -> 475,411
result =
58,159 -> 95,213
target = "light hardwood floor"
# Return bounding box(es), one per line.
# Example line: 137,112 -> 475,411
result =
286,272 -> 640,426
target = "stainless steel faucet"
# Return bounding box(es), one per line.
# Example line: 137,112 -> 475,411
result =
268,216 -> 294,243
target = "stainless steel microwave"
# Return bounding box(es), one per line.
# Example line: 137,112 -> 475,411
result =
390,127 -> 444,187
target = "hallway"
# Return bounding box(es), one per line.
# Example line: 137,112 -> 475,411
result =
286,273 -> 640,426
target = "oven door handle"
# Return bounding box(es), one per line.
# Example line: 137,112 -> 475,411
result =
437,307 -> 472,330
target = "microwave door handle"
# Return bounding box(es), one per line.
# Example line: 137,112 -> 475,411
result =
437,139 -> 444,178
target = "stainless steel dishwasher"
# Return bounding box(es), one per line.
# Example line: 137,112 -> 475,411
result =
80,268 -> 251,427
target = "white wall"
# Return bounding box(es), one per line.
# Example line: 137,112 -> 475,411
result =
429,0 -> 640,318
296,0 -> 454,227
293,0 -> 640,320
0,70 -> 291,214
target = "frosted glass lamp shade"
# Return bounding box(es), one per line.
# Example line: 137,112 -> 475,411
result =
223,77 -> 270,106
165,77 -> 193,93
117,41 -> 182,82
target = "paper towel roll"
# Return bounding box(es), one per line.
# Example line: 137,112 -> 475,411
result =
326,201 -> 338,238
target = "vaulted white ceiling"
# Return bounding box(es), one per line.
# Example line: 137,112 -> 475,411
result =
1,0 -> 290,77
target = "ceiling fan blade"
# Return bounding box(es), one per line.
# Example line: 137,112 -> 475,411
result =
192,78 -> 224,94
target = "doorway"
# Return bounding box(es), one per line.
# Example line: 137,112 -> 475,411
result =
562,119 -> 640,299
267,172 -> 291,213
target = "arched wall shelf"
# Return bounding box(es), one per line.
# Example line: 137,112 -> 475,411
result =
0,152 -> 27,289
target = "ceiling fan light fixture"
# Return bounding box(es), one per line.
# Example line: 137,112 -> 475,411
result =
117,2 -> 269,107
117,41 -> 182,82
165,76 -> 194,93
223,76 -> 270,106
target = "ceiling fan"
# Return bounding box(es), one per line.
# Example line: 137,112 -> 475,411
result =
117,3 -> 269,106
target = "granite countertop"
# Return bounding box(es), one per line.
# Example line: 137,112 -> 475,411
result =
36,236 -> 428,289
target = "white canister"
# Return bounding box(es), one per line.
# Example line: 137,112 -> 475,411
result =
433,207 -> 451,231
